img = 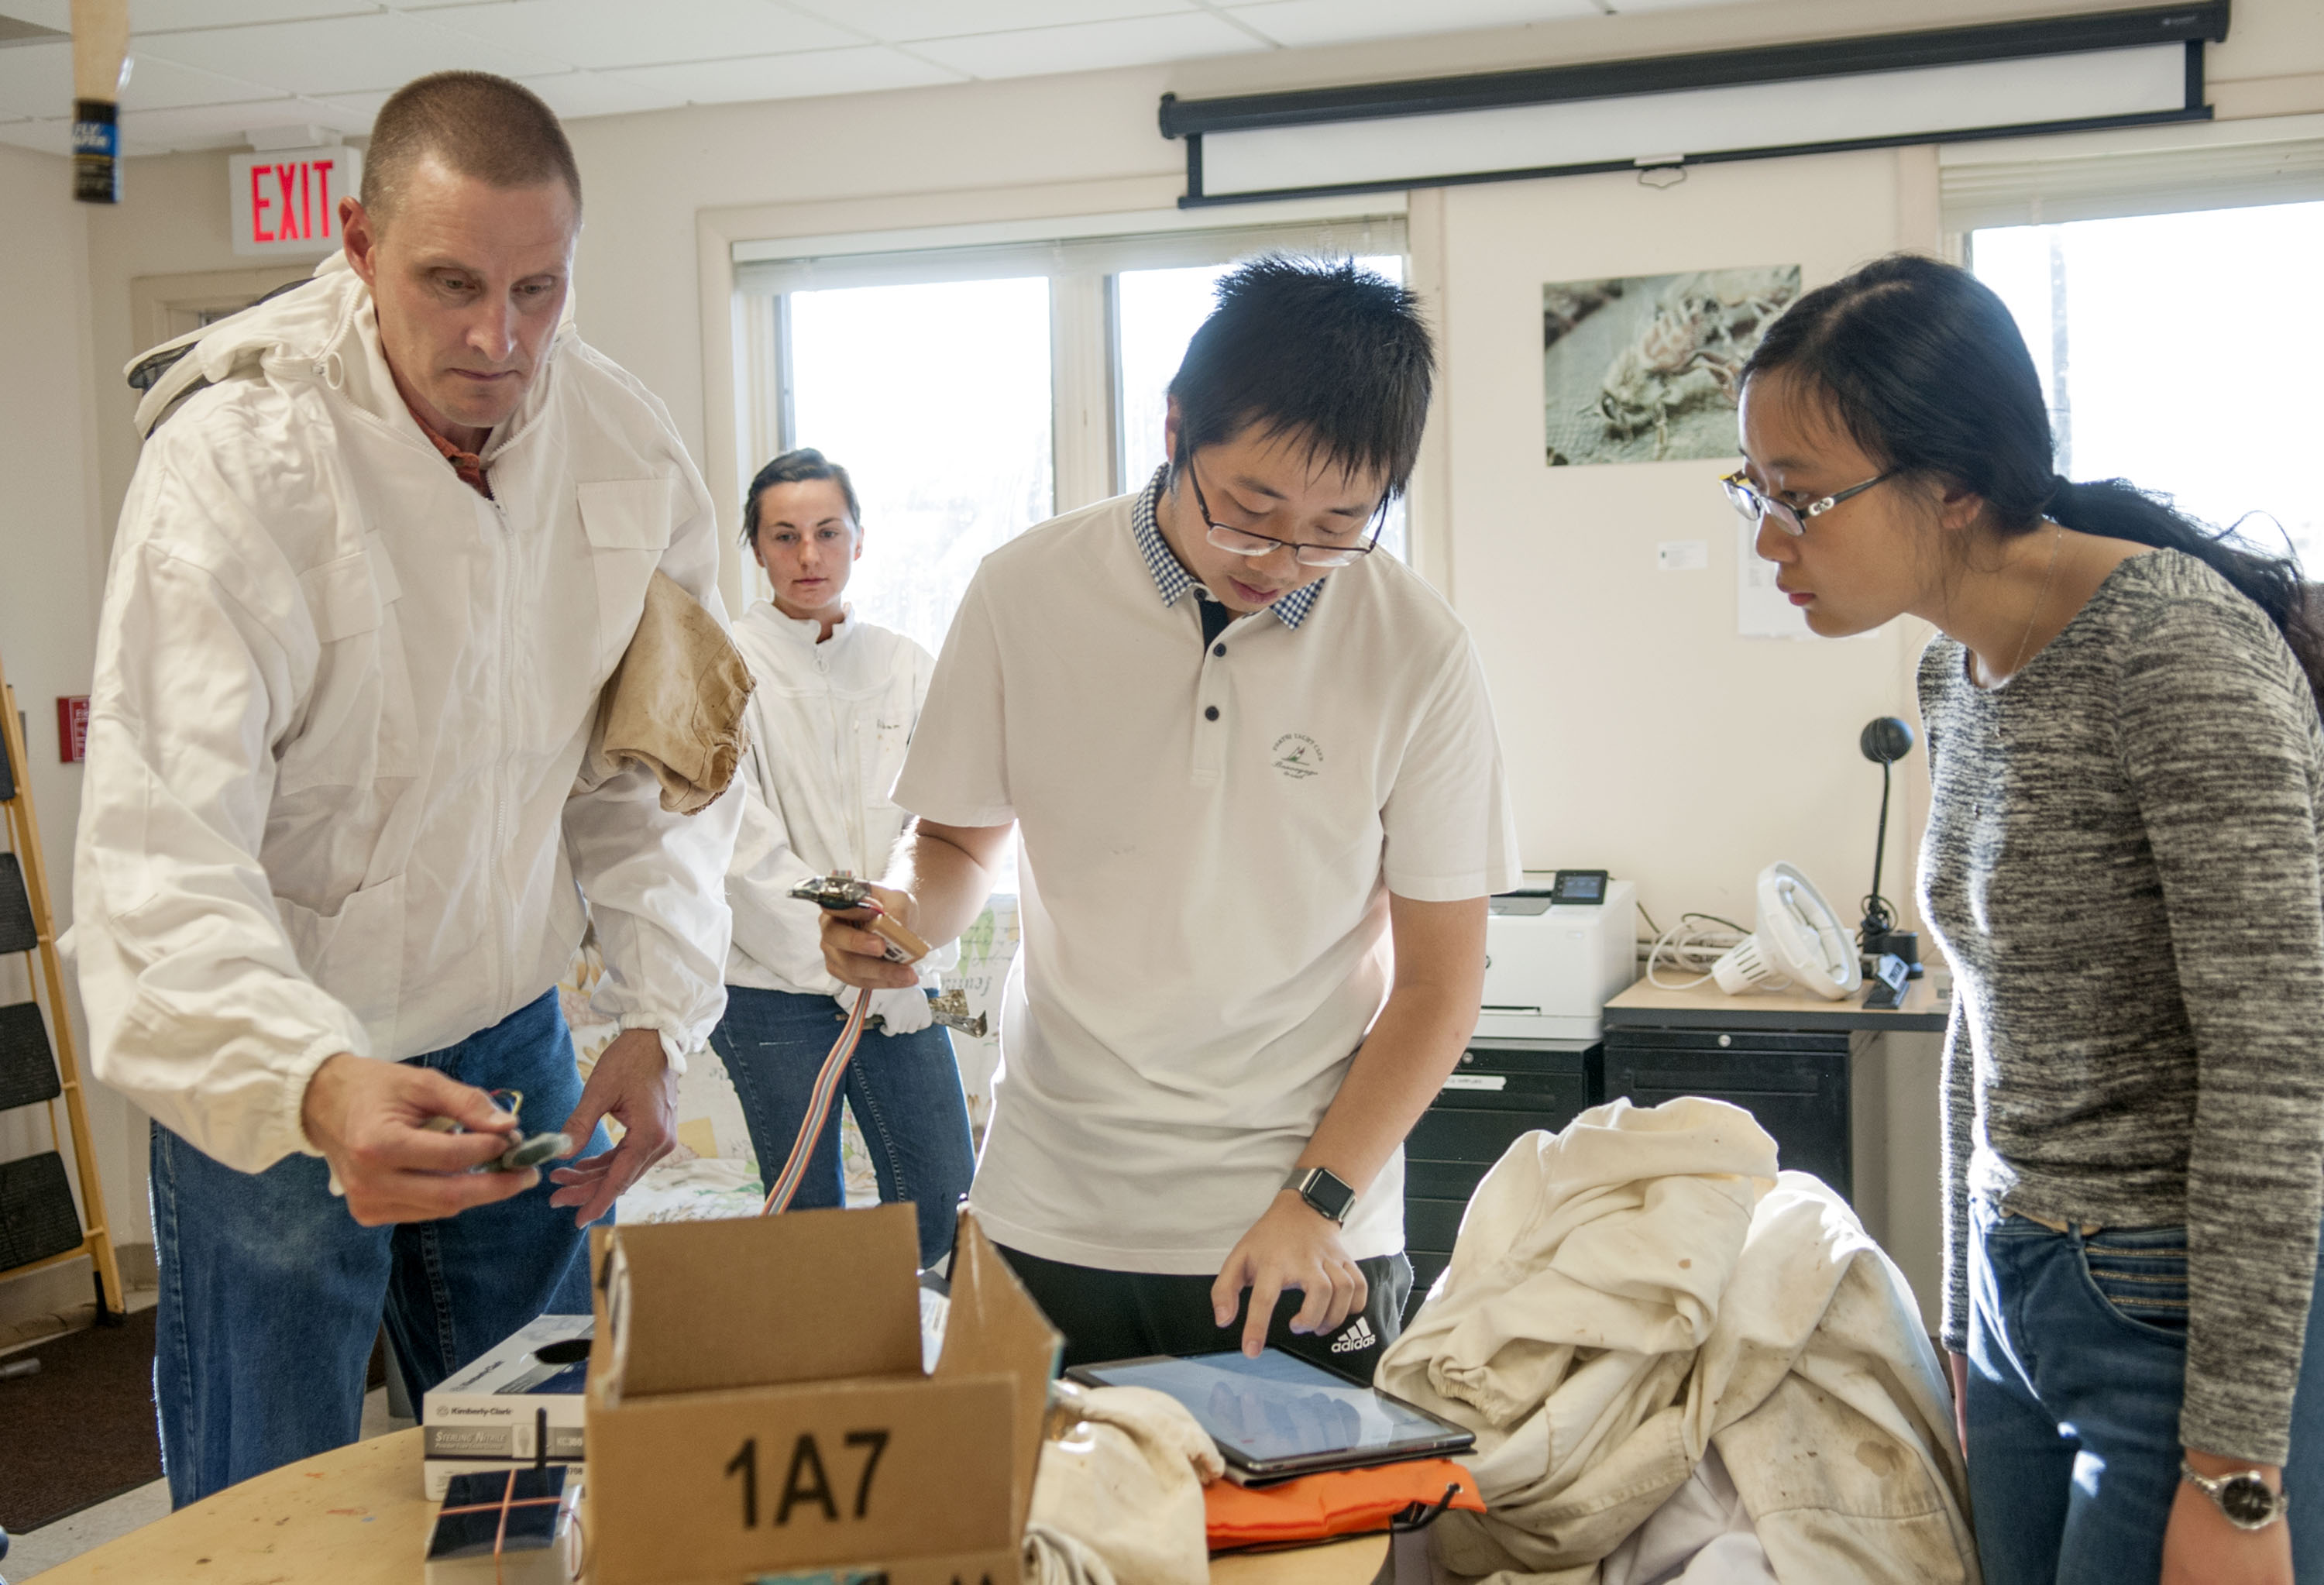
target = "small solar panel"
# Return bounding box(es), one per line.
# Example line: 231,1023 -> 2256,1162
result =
0,717 -> 14,803
0,854 -> 33,956
0,1151 -> 82,1274
0,1002 -> 60,1113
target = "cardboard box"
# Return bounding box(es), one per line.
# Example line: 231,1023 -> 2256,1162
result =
423,1314 -> 593,1501
583,1204 -> 1058,1585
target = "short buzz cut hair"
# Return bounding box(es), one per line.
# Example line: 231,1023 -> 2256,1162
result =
1167,256 -> 1435,498
360,71 -> 581,222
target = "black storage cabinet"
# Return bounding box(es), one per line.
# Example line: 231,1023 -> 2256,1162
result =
1600,1025 -> 1853,1202
1401,1038 -> 1599,1319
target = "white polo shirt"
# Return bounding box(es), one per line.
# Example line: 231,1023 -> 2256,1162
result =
893,473 -> 1518,1274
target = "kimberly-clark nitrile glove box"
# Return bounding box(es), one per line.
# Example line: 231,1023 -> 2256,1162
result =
422,1314 -> 592,1500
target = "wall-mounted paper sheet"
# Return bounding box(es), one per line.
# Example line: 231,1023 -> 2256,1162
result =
1737,518 -> 1813,639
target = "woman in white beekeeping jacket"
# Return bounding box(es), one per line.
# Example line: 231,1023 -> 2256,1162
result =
711,449 -> 975,1268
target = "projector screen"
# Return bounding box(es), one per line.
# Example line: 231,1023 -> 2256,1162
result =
1199,43 -> 2191,201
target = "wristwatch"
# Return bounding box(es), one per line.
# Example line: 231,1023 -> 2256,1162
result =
2181,1462 -> 2290,1530
1283,1166 -> 1356,1226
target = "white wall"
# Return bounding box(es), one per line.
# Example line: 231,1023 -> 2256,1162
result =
0,140 -> 149,1318
1438,151 -> 1918,923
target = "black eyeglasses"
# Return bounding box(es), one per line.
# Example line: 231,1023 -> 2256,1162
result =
1184,456 -> 1386,569
1721,468 -> 1896,537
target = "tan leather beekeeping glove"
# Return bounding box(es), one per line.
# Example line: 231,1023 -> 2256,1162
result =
585,572 -> 752,814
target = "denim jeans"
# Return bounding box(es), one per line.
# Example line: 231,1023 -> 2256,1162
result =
709,985 -> 975,1269
1965,1196 -> 2324,1582
150,988 -> 607,1508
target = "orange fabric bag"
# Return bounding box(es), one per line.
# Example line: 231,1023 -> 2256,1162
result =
1205,1458 -> 1486,1549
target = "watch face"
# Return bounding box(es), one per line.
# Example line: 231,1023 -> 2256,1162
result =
2221,1475 -> 2280,1528
1304,1170 -> 1356,1221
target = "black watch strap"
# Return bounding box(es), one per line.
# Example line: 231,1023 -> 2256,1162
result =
1284,1166 -> 1356,1225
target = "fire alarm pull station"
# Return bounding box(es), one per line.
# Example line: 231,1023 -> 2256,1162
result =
57,696 -> 88,764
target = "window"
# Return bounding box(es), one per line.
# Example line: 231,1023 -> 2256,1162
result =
1113,255 -> 1409,560
735,213 -> 1408,662
1969,200 -> 2324,567
782,277 -> 1054,659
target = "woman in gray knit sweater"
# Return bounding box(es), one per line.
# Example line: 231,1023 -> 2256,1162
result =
1725,254 -> 2324,1585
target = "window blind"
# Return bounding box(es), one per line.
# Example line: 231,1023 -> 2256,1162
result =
734,215 -> 1407,297
1942,113 -> 2324,232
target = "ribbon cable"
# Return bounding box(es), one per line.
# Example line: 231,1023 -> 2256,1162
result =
760,988 -> 871,1215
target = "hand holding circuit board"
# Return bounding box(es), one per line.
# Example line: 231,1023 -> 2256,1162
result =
421,1088 -> 572,1174
793,872 -> 931,971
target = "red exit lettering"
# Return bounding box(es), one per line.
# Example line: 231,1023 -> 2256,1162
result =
247,156 -> 340,245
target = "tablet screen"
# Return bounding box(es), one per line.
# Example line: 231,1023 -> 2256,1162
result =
1074,1349 -> 1469,1468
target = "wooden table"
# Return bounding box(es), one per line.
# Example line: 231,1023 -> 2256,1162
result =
1604,973 -> 1948,1033
33,1429 -> 1387,1584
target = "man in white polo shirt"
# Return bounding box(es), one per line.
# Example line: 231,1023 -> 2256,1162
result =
823,258 -> 1515,1375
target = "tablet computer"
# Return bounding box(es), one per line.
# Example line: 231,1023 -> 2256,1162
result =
1066,1348 -> 1475,1486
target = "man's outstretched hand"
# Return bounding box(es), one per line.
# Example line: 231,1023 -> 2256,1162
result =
301,1054 -> 534,1226
547,1027 -> 678,1229
1212,1191 -> 1369,1358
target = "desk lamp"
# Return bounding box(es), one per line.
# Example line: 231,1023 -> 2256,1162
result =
1858,717 -> 1920,978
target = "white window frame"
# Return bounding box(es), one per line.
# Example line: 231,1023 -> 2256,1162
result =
697,185 -> 1417,617
1938,111 -> 2324,260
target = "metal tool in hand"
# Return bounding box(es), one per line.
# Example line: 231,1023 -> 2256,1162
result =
861,987 -> 988,1039
789,871 -> 931,964
422,1088 -> 572,1173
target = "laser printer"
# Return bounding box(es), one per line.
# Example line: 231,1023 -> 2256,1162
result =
1475,872 -> 1638,1041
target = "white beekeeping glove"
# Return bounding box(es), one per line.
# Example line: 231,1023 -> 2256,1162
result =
841,985 -> 933,1037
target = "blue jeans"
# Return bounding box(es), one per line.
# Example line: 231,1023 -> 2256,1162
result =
1965,1197 -> 2324,1582
150,988 -> 607,1508
710,985 -> 975,1269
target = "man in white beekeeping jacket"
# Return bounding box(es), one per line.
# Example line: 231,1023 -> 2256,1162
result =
70,72 -> 738,1506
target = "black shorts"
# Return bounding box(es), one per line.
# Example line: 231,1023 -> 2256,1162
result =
995,1243 -> 1413,1379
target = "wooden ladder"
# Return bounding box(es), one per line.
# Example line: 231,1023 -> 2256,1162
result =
0,648 -> 125,1322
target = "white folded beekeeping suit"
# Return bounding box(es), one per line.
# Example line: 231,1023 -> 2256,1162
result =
1377,1098 -> 1978,1585
1023,1384 -> 1219,1585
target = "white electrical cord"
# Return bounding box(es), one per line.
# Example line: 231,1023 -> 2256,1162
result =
1642,912 -> 1780,991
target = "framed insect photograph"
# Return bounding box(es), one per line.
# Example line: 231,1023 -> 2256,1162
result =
1542,266 -> 1800,466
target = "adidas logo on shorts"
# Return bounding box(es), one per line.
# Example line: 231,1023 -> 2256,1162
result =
1329,1316 -> 1377,1354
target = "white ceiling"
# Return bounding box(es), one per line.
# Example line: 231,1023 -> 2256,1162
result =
0,0 -> 1761,158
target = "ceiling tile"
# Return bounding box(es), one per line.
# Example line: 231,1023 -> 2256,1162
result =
910,11 -> 1263,79
0,115 -> 71,155
605,43 -> 958,105
118,98 -> 318,143
0,10 -> 64,40
418,0 -> 865,71
792,0 -> 1191,44
516,67 -> 686,118
0,39 -> 66,118
1224,0 -> 1600,50
122,52 -> 301,109
136,1 -> 386,26
136,10 -> 564,97
0,1 -> 383,27
305,85 -> 392,122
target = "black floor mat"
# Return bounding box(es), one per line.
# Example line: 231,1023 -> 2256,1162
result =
0,1307 -> 161,1533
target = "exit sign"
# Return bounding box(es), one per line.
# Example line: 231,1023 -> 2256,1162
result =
229,146 -> 363,259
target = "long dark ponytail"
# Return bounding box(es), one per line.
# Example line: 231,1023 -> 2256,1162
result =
1741,253 -> 2324,713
